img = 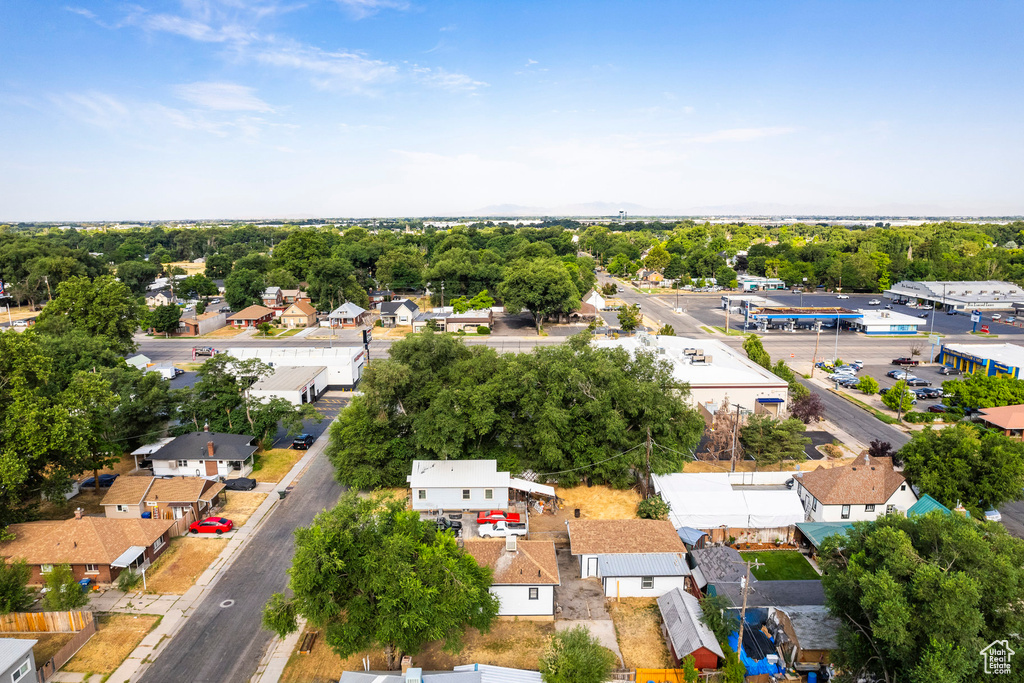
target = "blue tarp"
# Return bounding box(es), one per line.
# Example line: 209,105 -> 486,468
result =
727,631 -> 784,677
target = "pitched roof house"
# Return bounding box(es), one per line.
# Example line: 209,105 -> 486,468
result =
328,302 -> 369,328
280,300 -> 318,328
657,587 -> 725,669
101,476 -> 225,522
795,454 -> 917,522
261,286 -> 283,308
280,289 -> 309,305
149,430 -> 258,479
227,305 -> 275,328
407,460 -> 554,514
978,404 -> 1024,438
464,539 -> 560,618
380,300 -> 419,327
0,516 -> 175,585
567,519 -> 694,597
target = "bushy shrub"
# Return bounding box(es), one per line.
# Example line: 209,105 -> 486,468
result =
857,376 -> 879,395
117,569 -> 142,592
636,495 -> 671,520
477,326 -> 491,335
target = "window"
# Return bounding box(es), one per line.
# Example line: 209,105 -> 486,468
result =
485,489 -> 493,500
841,505 -> 851,520
641,577 -> 654,590
85,564 -> 98,573
418,490 -> 426,500
528,587 -> 539,600
40,564 -> 53,574
116,505 -> 129,513
177,460 -> 188,468
11,659 -> 31,683
153,536 -> 166,551
865,504 -> 875,512
812,499 -> 817,511
901,484 -> 907,491
462,489 -> 470,500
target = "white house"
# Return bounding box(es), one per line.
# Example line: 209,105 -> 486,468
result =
148,430 -> 257,479
464,538 -> 559,619
380,300 -> 420,327
0,638 -> 36,683
795,453 -> 918,522
567,519 -> 694,598
582,289 -> 606,310
407,460 -> 554,515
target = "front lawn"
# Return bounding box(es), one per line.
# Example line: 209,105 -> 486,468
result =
253,448 -> 304,483
63,613 -> 161,675
739,551 -> 819,580
144,537 -> 227,594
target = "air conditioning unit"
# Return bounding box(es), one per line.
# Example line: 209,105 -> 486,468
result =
506,535 -> 517,553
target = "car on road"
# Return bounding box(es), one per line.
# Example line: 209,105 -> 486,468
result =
223,477 -> 257,491
914,387 -> 943,399
80,474 -> 119,488
836,294 -> 849,299
985,509 -> 1002,522
905,378 -> 932,387
917,312 -> 929,318
189,517 -> 234,535
868,299 -> 881,305
992,314 -> 1002,320
928,403 -> 949,413
436,517 -> 463,533
12,320 -> 27,327
938,366 -> 961,375
891,357 -> 921,366
291,434 -> 314,449
476,510 -> 522,524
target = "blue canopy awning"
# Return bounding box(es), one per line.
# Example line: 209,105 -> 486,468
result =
756,398 -> 785,404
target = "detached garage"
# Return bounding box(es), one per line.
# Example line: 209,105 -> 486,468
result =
249,365 -> 327,406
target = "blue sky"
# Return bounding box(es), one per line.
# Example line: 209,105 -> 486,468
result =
1,1 -> 1022,220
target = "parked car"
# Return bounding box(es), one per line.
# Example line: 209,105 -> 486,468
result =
80,474 -> 119,488
887,370 -> 915,379
836,294 -> 849,299
837,377 -> 859,387
850,360 -> 865,370
1009,317 -> 1018,323
992,314 -> 1002,320
223,477 -> 257,491
946,309 -> 958,315
891,358 -> 920,366
868,299 -> 881,305
917,312 -> 929,319
189,517 -> 234,535
476,510 -> 523,524
928,403 -> 949,413
12,320 -> 27,327
914,387 -> 942,399
905,378 -> 932,387
292,434 -> 315,449
985,509 -> 1002,522
477,521 -> 528,538
436,517 -> 463,533
879,388 -> 917,404
885,304 -> 894,309
938,366 -> 961,375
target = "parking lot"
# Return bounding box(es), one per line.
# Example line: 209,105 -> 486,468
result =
822,362 -> 956,413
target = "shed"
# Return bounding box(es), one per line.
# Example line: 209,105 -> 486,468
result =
771,605 -> 839,668
657,587 -> 724,669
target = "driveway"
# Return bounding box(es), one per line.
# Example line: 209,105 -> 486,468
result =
554,549 -> 608,620
139,439 -> 344,683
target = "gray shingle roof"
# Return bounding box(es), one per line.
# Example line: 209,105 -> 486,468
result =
380,300 -> 419,315
712,580 -> 826,608
149,432 -> 257,461
330,302 -> 367,318
691,546 -> 750,584
657,587 -> 725,661
597,553 -> 691,577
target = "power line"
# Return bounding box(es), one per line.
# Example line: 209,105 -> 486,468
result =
533,443 -> 646,477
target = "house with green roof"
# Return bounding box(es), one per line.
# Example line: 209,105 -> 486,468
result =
907,494 -> 951,518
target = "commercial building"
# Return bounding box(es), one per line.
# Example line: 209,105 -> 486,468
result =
248,365 -> 328,406
884,280 -> 1024,311
178,310 -> 227,336
593,332 -> 789,415
226,346 -> 366,389
849,309 -> 923,335
938,343 -> 1024,378
737,275 -> 787,291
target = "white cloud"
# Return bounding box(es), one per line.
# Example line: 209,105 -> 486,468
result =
525,59 -> 538,66
412,66 -> 487,92
255,43 -> 399,90
332,0 -> 410,19
686,126 -> 796,144
175,82 -> 274,112
49,91 -> 131,129
65,6 -> 97,20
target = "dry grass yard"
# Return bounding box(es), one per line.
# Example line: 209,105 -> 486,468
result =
8,632 -> 74,664
144,537 -> 227,594
63,613 -> 160,675
607,598 -> 673,668
557,485 -> 641,519
219,491 -> 268,527
683,457 -> 855,473
253,448 -> 304,483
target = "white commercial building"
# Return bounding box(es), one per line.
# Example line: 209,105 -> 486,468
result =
226,346 -> 365,389
850,309 -> 923,335
885,280 -> 1024,311
593,332 -> 790,415
249,365 -> 328,406
737,275 -> 787,291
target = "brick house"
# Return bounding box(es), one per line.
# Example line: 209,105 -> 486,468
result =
280,301 -> 318,328
227,305 -> 275,328
101,476 -> 226,523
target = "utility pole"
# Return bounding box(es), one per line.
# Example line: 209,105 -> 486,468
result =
730,402 -> 742,472
810,323 -> 822,378
645,426 -> 653,494
833,308 -> 840,363
736,557 -> 764,661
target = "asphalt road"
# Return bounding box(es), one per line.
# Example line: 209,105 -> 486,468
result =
795,377 -> 910,450
139,439 -> 343,683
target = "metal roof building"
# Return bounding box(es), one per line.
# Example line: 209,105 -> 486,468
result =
597,553 -> 691,578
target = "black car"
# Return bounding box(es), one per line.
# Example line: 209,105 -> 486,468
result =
928,403 -> 949,413
914,387 -> 942,399
436,517 -> 463,533
291,434 -> 315,449
938,366 -> 961,375
946,309 -> 958,315
905,378 -> 932,387
917,312 -> 929,319
223,477 -> 258,491
80,474 -> 118,488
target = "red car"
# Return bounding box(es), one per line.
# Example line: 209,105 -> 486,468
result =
189,517 -> 234,535
476,510 -> 522,524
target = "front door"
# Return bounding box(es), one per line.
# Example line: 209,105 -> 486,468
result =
586,557 -> 598,577
205,460 -> 218,476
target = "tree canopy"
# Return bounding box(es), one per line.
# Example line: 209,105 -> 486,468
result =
500,258 -> 581,334
35,275 -> 140,354
738,415 -> 810,470
942,374 -> 1024,409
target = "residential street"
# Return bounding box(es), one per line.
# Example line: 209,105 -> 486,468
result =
794,377 -> 910,450
138,445 -> 343,683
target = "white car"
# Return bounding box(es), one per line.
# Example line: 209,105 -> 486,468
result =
12,320 -> 27,327
836,294 -> 850,299
868,299 -> 881,305
992,314 -> 1002,320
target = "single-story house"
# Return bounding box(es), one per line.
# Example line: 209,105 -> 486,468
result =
567,519 -> 694,597
261,286 -> 283,308
0,514 -> 175,584
149,430 -> 258,479
227,305 -> 276,328
125,354 -> 151,370
657,587 -> 725,670
978,404 -> 1024,439
407,460 -> 554,516
101,476 -> 226,522
178,310 -> 227,336
248,365 -> 328,406
0,638 -> 36,683
464,538 -> 559,619
145,290 -> 175,308
770,606 -> 839,670
380,299 -> 419,327
280,289 -> 310,305
446,308 -> 493,333
328,302 -> 370,328
795,453 -> 917,522
280,301 -> 317,328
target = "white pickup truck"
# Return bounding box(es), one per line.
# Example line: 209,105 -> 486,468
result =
478,521 -> 528,538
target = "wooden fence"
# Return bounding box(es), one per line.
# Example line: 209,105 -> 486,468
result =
35,616 -> 98,683
0,610 -> 93,633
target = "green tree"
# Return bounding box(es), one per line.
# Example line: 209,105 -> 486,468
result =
664,254 -> 685,280
657,324 -> 675,336
899,424 -> 1024,514
306,258 -> 369,311
264,268 -> 299,290
616,303 -> 641,333
721,645 -> 746,683
680,655 -> 699,683
698,594 -> 737,644
35,275 -> 140,354
42,564 -> 89,610
178,273 -> 219,300
204,253 -> 233,279
376,249 -> 426,290
942,374 -> 1024,409
857,375 -> 879,395
468,289 -> 495,311
500,258 -> 581,334
738,415 -> 810,470
116,260 -> 161,295
636,495 -> 671,520
149,304 -> 181,336
256,321 -> 274,337
881,380 -> 915,416
223,268 -> 266,310
742,334 -> 771,369
0,560 -> 33,614
715,265 -> 738,288
539,625 -> 616,683
643,243 -> 671,272
262,492 -> 499,669
820,512 -> 1024,683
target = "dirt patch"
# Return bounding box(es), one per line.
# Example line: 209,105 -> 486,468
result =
165,261 -> 206,275
607,599 -> 673,668
683,458 -> 854,473
557,486 -> 640,520
144,537 -> 227,594
219,491 -> 268,527
7,632 -> 74,664
200,326 -> 245,339
253,448 -> 304,483
63,613 -> 160,675
376,325 -> 414,339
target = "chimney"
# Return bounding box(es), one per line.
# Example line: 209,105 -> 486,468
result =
203,422 -> 210,432
207,441 -> 215,458
74,508 -> 83,520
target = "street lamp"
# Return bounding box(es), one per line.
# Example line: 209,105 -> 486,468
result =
833,308 -> 841,363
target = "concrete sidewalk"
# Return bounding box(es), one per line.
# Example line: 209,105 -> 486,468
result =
79,440 -> 327,683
